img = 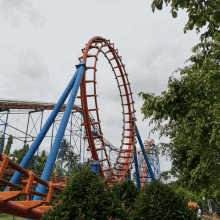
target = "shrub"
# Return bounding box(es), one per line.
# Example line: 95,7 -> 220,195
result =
132,180 -> 197,220
42,167 -> 128,220
110,179 -> 140,212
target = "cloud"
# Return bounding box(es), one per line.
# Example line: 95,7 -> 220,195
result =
0,0 -> 48,27
0,46 -> 50,101
17,48 -> 49,79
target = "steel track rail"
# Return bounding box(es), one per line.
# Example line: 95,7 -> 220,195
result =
78,37 -> 137,183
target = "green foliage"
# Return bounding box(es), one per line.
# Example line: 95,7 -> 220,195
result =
42,167 -> 128,220
0,135 -> 5,153
53,138 -> 79,176
161,171 -> 171,183
110,179 -> 140,212
10,146 -> 48,172
132,180 -> 197,220
175,187 -> 205,208
4,135 -> 13,156
10,144 -> 29,166
151,0 -> 220,41
138,37 -> 220,202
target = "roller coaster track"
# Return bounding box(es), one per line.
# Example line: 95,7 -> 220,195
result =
0,36 -> 155,219
0,153 -> 66,219
0,99 -> 81,111
78,36 -> 136,182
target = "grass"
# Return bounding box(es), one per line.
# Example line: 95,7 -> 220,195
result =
0,213 -> 25,220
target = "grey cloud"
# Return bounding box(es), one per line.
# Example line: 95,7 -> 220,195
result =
0,0 -> 48,27
0,46 -> 50,101
17,48 -> 49,79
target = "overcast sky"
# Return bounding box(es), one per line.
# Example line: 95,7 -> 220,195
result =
0,0 -> 203,182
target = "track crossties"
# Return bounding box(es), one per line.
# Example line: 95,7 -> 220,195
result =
78,36 -> 137,183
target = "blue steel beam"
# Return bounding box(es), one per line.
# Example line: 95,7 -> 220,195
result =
132,122 -> 141,188
33,61 -> 86,199
134,147 -> 141,189
7,65 -> 80,189
136,128 -> 155,182
0,110 -> 9,153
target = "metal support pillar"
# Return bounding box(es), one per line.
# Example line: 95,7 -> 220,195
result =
134,147 -> 141,189
22,112 -> 31,159
79,112 -> 83,172
91,160 -> 99,176
68,113 -> 73,177
136,128 -> 155,182
7,66 -> 80,189
0,110 -> 9,153
50,121 -> 55,150
35,110 -> 44,171
33,61 -> 86,199
60,139 -> 64,177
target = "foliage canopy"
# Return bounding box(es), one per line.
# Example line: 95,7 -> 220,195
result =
132,180 -> 197,220
151,0 -> 220,41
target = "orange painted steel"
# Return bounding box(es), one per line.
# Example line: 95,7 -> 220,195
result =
0,153 -> 66,219
79,36 -> 136,183
4,166 -> 71,185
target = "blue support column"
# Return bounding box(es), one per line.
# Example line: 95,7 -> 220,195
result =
33,61 -> 86,200
60,139 -> 65,177
7,67 -> 80,189
91,160 -> 99,176
134,147 -> 141,189
50,121 -> 55,151
136,128 -> 155,182
79,112 -> 83,172
0,110 -> 9,153
132,121 -> 140,187
35,110 -> 44,172
22,112 -> 31,159
68,113 -> 73,177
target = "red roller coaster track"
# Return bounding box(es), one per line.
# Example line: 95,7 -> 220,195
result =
79,36 -> 136,183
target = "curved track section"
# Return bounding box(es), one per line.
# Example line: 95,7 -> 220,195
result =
79,36 -> 137,182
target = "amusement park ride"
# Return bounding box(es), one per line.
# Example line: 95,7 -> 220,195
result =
0,36 -> 161,219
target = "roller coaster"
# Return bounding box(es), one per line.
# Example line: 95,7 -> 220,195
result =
0,36 -> 161,219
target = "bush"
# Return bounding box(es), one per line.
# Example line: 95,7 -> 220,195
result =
110,179 -> 140,212
42,167 -> 128,220
132,180 -> 197,220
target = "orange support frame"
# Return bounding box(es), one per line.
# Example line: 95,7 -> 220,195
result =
0,153 -> 68,219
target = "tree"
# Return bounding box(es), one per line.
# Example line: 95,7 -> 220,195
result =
151,0 -> 220,41
161,171 -> 171,184
110,179 -> 140,212
0,135 -> 5,153
42,167 -> 128,220
34,150 -> 48,172
132,180 -> 197,220
139,41 -> 220,208
175,187 -> 205,208
10,144 -> 29,165
4,135 -> 13,156
53,139 -> 79,176
138,0 -> 220,211
10,146 -> 48,173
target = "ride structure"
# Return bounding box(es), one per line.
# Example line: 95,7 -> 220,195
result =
0,36 -> 161,219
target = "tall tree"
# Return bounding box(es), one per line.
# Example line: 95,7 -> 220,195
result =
0,135 -> 5,153
138,0 -> 220,209
10,144 -> 29,165
10,146 -> 48,173
161,171 -> 171,184
53,139 -> 79,176
4,135 -> 13,156
151,0 -> 220,42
